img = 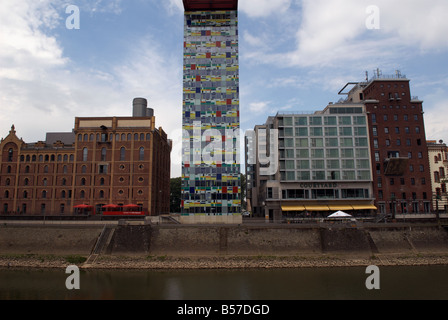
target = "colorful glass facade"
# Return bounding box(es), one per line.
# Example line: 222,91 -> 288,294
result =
181,3 -> 241,215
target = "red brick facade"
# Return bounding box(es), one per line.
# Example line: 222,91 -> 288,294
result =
359,79 -> 433,214
0,114 -> 171,216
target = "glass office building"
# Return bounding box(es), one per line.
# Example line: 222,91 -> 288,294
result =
181,0 -> 241,215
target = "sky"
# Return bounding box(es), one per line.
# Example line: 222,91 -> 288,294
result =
1,0 -> 448,178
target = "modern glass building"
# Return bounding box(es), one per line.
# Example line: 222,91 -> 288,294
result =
181,0 -> 241,216
246,104 -> 376,222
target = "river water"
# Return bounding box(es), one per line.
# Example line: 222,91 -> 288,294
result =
1,266 -> 448,300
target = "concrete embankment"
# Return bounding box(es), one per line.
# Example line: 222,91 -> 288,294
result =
1,221 -> 448,268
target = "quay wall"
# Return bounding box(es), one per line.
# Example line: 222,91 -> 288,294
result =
1,222 -> 448,257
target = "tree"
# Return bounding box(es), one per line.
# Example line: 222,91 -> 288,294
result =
170,177 -> 182,213
240,173 -> 246,211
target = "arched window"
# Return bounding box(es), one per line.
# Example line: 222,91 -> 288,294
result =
42,190 -> 47,199
81,165 -> 87,173
100,178 -> 105,186
24,178 -> 29,186
139,147 -> 145,161
8,148 -> 13,162
120,147 -> 126,161
80,190 -> 85,199
83,148 -> 88,161
81,178 -> 86,186
99,190 -> 105,198
63,165 -> 68,174
61,190 -> 66,198
23,191 -> 28,199
4,191 -> 9,199
25,165 -> 30,173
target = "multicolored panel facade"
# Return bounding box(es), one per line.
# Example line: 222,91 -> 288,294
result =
181,5 -> 241,216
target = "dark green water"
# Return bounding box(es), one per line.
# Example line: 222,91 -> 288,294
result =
1,266 -> 447,300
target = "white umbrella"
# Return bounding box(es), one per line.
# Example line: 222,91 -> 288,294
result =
327,211 -> 352,218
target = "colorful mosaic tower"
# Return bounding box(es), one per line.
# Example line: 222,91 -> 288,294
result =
181,0 -> 241,215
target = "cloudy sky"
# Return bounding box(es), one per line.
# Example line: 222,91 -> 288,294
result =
1,0 -> 448,177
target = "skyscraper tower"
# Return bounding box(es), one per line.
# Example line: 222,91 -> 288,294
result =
181,0 -> 241,216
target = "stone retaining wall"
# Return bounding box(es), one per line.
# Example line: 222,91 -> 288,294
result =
1,223 -> 448,257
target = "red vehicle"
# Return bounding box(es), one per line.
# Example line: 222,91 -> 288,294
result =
102,204 -> 147,216
73,204 -> 148,217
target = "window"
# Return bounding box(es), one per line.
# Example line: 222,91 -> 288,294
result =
99,164 -> 108,174
267,187 -> 273,199
83,148 -> 88,162
101,148 -> 107,161
120,147 -> 126,161
375,152 -> 380,162
8,149 -> 13,162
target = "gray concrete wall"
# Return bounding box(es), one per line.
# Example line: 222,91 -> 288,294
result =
0,225 -> 103,255
2,223 -> 448,257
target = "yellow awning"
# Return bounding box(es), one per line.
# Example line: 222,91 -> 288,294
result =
351,205 -> 377,210
282,205 -> 306,211
304,205 -> 330,211
328,205 -> 354,211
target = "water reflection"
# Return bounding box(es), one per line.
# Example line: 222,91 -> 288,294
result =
1,266 -> 448,300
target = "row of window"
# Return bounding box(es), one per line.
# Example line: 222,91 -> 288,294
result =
77,132 -> 151,143
280,148 -> 370,159
279,127 -> 368,137
279,188 -> 370,200
2,174 -> 147,187
81,147 -> 145,162
3,188 -> 147,200
371,113 -> 419,123
372,125 -> 421,135
377,191 -> 430,201
1,162 -> 146,175
278,115 -> 366,126
7,146 -> 148,163
280,170 -> 371,181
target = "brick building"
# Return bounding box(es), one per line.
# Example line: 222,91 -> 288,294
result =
427,140 -> 448,212
0,98 -> 172,216
340,71 -> 433,215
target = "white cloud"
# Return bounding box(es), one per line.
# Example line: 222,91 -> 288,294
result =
243,0 -> 448,69
239,0 -> 292,18
0,0 -> 183,176
248,101 -> 271,113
